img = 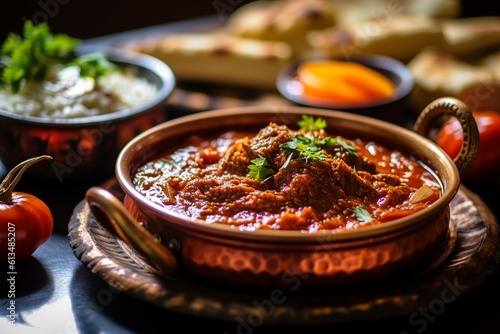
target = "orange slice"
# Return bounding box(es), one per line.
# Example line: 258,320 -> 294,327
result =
297,60 -> 396,105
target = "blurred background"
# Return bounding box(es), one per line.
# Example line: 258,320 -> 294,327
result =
1,0 -> 499,40
1,0 -> 252,39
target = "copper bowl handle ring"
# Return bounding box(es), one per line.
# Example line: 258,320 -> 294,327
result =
413,97 -> 479,179
85,186 -> 178,276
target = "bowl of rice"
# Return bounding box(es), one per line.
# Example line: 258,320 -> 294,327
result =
0,47 -> 176,182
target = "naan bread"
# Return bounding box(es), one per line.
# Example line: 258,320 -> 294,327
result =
434,16 -> 500,58
226,0 -> 336,56
408,49 -> 500,112
308,14 -> 446,62
225,0 -> 460,57
326,0 -> 461,26
128,33 -> 292,90
481,50 -> 500,76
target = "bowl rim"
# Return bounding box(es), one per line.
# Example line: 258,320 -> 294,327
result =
276,54 -> 414,111
0,47 -> 176,126
115,105 -> 459,243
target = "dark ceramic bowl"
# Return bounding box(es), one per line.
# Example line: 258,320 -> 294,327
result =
0,48 -> 175,182
276,54 -> 414,122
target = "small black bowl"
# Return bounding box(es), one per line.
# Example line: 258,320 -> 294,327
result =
276,54 -> 414,123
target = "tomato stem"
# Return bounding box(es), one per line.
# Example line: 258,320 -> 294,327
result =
0,155 -> 53,204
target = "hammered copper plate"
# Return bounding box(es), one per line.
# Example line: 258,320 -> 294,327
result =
68,181 -> 499,325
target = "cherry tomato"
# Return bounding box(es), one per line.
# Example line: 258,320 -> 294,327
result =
1,155 -> 54,260
436,110 -> 500,183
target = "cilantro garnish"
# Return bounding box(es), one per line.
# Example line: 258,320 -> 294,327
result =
282,152 -> 294,169
247,115 -> 358,181
280,136 -> 326,162
0,20 -> 115,92
280,116 -> 358,163
248,156 -> 275,181
298,115 -> 327,131
69,51 -> 116,79
334,137 -> 358,157
353,205 -> 373,222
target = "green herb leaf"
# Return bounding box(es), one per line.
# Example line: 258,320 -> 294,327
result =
248,156 -> 275,181
295,142 -> 326,162
280,117 -> 358,166
248,115 -> 358,180
0,20 -> 114,92
298,115 -> 327,132
336,137 -> 358,157
316,136 -> 336,147
280,136 -> 326,162
0,21 -> 80,91
43,33 -> 80,57
69,52 -> 117,79
354,205 -> 373,222
1,34 -> 23,55
282,152 -> 294,169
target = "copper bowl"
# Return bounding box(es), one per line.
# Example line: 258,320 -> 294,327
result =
0,48 -> 175,182
86,97 -> 478,289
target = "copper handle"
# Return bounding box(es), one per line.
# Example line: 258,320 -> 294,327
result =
85,186 -> 178,276
413,97 -> 479,179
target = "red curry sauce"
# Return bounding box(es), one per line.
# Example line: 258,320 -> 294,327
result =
133,120 -> 441,232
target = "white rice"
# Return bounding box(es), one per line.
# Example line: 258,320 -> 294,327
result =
0,66 -> 158,119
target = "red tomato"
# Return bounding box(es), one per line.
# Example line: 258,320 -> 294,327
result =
1,192 -> 53,260
0,155 -> 54,260
436,110 -> 500,183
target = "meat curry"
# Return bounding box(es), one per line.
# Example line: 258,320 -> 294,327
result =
133,115 -> 441,232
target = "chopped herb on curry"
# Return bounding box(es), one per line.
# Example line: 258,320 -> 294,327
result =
354,205 -> 373,222
298,114 -> 327,131
248,156 -> 274,181
250,116 -> 358,178
280,135 -> 327,162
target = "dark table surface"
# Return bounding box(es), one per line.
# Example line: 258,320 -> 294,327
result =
2,16 -> 500,334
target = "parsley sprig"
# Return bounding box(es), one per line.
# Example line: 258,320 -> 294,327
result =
0,20 -> 115,92
68,51 -> 116,79
335,137 -> 358,157
281,116 -> 358,163
281,135 -> 327,162
298,115 -> 327,131
247,115 -> 358,181
248,156 -> 275,181
353,205 -> 373,222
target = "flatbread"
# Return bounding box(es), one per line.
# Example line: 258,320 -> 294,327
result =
327,0 -> 461,26
308,14 -> 446,62
128,33 -> 293,90
226,0 -> 336,57
408,49 -> 500,112
434,16 -> 500,58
